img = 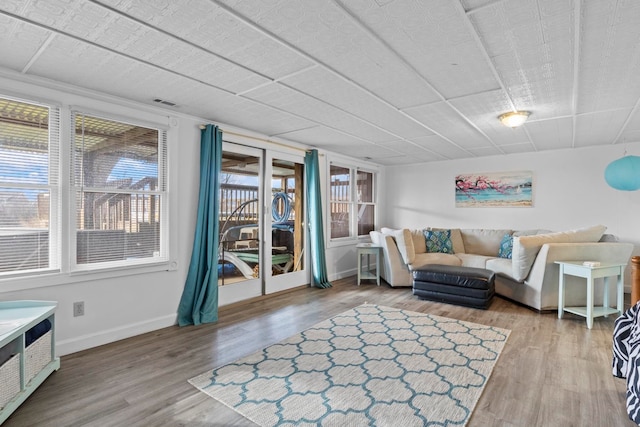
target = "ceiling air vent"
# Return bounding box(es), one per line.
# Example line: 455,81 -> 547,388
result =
153,98 -> 178,107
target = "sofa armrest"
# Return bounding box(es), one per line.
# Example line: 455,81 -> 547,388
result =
370,231 -> 413,287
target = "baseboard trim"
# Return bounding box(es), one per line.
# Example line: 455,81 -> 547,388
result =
219,284 -> 309,313
329,268 -> 357,282
56,313 -> 177,356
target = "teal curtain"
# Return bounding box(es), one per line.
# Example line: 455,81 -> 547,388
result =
177,125 -> 222,326
304,149 -> 332,288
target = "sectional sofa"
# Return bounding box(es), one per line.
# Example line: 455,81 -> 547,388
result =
369,225 -> 634,311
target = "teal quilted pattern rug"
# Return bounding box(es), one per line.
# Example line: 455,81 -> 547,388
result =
189,304 -> 510,426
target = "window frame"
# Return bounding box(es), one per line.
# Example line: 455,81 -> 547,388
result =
0,93 -> 175,291
356,169 -> 375,237
69,108 -> 169,272
327,159 -> 377,247
0,94 -> 61,277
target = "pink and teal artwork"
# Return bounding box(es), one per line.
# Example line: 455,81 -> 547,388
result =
455,170 -> 533,207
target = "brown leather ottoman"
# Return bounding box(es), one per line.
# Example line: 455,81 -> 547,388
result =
412,264 -> 495,309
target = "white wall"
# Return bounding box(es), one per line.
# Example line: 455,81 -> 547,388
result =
0,72 -> 315,356
6,68 -> 636,356
0,72 -> 205,356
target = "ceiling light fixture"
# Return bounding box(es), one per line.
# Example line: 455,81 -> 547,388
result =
498,111 -> 530,128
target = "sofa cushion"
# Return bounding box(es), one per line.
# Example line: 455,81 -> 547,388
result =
498,233 -> 513,259
461,229 -> 513,257
511,224 -> 607,282
513,229 -> 552,237
457,253 -> 496,269
409,229 -> 427,254
410,253 -> 462,270
381,227 -> 415,264
486,258 -> 514,279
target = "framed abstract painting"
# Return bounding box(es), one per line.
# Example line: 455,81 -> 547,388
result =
455,170 -> 533,208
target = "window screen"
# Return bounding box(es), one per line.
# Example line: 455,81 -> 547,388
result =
71,112 -> 167,268
0,97 -> 59,274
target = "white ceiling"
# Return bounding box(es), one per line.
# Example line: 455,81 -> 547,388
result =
1,0 -> 639,165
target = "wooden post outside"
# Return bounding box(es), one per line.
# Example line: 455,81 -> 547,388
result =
632,256 -> 640,306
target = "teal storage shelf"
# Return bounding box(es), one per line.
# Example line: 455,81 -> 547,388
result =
0,300 -> 60,424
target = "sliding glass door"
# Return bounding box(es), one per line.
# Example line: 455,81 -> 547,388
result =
218,143 -> 263,303
218,143 -> 308,303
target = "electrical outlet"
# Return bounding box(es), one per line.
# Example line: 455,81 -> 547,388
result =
73,301 -> 85,317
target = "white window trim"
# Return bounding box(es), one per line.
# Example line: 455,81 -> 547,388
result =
326,157 -> 378,248
69,108 -> 170,272
0,94 -> 177,291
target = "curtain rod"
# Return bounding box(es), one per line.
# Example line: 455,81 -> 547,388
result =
199,124 -> 310,153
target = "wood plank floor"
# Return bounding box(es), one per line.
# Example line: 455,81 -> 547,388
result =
4,276 -> 635,427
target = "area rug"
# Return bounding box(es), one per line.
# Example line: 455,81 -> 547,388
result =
189,304 -> 510,426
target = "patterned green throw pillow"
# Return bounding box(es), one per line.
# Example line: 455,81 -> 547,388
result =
498,233 -> 513,259
423,229 -> 454,254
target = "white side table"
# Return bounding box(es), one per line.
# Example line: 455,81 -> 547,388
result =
556,261 -> 625,329
357,244 -> 381,286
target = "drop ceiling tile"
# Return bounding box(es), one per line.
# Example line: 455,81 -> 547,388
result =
616,108 -> 640,144
616,130 -> 640,144
373,155 -> 427,166
525,117 -> 574,151
578,1 -> 640,113
218,0 -> 442,109
470,0 -> 573,58
0,0 -> 32,13
407,45 -> 499,100
342,0 -> 498,99
1,0 -> 639,166
409,135 -> 474,160
27,36 -> 137,90
272,126 -> 365,146
377,139 -> 441,160
575,109 -> 632,147
499,142 -> 538,155
331,51 -> 440,109
539,0 -> 575,42
243,83 -> 396,144
490,38 -> 574,120
24,35 -> 285,135
469,1 -> 543,58
280,67 -> 431,139
467,145 -> 503,157
13,0 -> 270,94
403,102 -> 490,149
461,0 -> 496,12
0,16 -> 53,72
103,0 -> 315,79
12,0 -> 77,28
449,89 -> 530,146
320,142 -> 402,162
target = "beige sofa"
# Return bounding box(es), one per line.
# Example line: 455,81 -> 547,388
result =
369,225 -> 634,311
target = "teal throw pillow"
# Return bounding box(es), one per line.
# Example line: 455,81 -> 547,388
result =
498,233 -> 513,259
424,229 -> 454,254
